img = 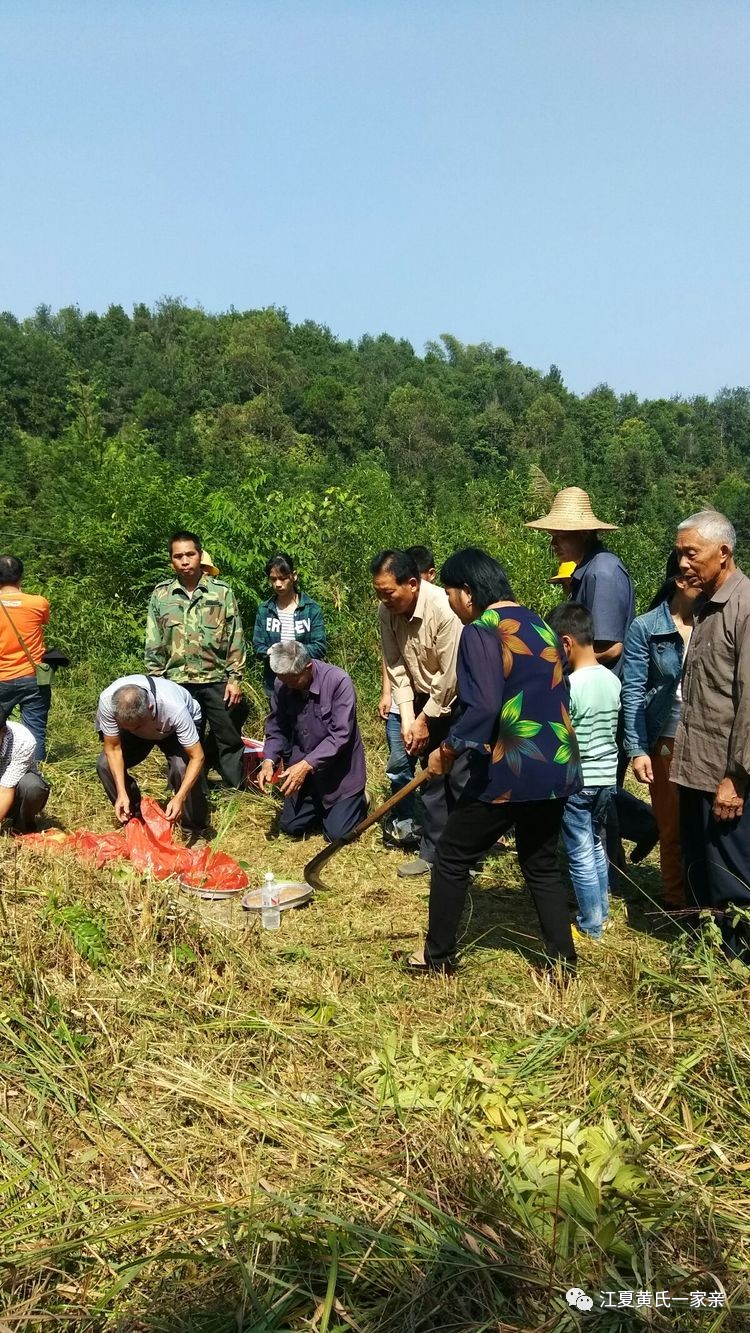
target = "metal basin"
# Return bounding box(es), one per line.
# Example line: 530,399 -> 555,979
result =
241,881 -> 313,913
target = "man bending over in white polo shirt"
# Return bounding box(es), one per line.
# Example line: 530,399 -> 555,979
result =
95,673 -> 208,836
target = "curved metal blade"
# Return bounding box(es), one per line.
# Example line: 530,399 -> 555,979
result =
303,837 -> 348,892
303,770 -> 431,891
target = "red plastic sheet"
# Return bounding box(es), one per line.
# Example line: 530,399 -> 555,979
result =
19,797 -> 249,894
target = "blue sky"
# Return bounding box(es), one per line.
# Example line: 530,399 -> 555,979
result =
1,1 -> 748,398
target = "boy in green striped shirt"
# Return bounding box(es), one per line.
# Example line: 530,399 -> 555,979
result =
549,603 -> 621,940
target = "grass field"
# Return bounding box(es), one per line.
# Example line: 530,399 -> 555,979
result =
1,685 -> 750,1331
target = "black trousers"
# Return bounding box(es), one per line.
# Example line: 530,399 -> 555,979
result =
425,798 -> 577,969
183,682 -> 246,788
96,732 -> 209,832
679,785 -> 750,960
417,702 -> 473,864
279,783 -> 367,842
9,772 -> 50,833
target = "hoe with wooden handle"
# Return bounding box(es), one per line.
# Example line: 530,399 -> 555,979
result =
304,770 -> 432,892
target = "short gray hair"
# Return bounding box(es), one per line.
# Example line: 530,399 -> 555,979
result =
677,509 -> 736,552
112,685 -> 151,727
269,641 -> 312,676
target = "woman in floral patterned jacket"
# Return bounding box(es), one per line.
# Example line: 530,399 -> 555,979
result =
403,547 -> 582,977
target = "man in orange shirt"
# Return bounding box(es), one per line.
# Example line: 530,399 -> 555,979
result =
0,556 -> 51,761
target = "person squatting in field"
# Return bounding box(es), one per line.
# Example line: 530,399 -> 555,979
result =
95,674 -> 208,838
0,702 -> 50,833
258,642 -> 367,841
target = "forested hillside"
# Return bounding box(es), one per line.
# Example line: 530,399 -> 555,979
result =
2,300 -> 749,694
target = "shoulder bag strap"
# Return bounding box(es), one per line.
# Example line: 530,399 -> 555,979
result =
0,597 -> 37,672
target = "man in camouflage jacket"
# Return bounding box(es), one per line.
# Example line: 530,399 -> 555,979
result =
145,531 -> 247,788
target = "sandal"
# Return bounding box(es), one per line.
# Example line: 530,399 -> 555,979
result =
392,949 -> 456,976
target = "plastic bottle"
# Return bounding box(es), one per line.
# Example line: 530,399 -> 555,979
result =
261,871 -> 281,930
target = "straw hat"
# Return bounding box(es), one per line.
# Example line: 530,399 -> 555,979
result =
525,486 -> 618,532
200,549 -> 220,577
550,561 -> 576,584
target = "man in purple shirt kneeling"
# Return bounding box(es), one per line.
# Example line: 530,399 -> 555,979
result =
259,642 -> 367,840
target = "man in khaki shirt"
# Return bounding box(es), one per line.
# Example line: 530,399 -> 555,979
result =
372,549 -> 465,876
672,509 -> 750,960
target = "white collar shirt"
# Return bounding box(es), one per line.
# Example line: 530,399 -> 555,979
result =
0,720 -> 38,788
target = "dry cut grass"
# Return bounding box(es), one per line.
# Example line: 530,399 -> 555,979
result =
1,687 -> 750,1330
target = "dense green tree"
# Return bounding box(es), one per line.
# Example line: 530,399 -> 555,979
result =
376,383 -> 460,483
713,473 -> 750,552
604,418 -> 664,525
574,385 -> 618,467
301,376 -> 365,456
464,402 -> 515,469
517,392 -> 566,455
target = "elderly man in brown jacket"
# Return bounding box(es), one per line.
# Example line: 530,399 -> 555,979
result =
672,510 -> 750,959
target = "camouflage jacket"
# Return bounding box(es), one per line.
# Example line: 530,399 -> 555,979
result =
145,575 -> 246,684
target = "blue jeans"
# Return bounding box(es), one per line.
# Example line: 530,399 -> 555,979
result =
385,711 -> 417,823
562,786 -> 616,939
0,677 -> 51,761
